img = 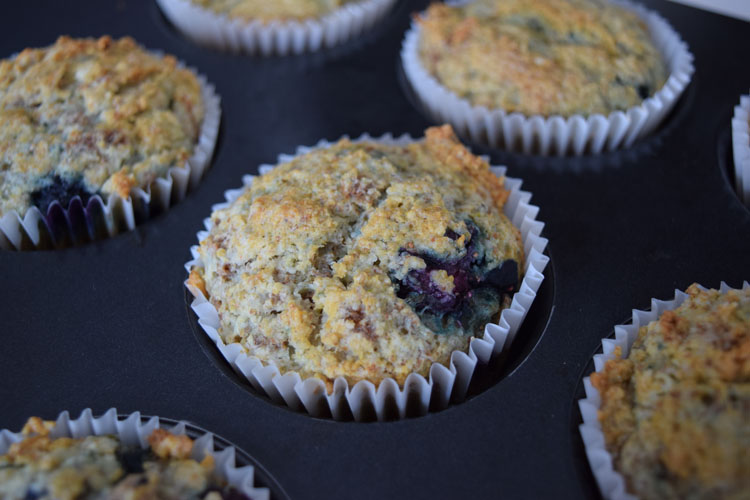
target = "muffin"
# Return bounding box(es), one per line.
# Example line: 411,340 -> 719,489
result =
0,35 -> 208,218
0,416 -> 262,499
188,125 -> 524,389
400,0 -> 694,154
156,0 -> 397,55
589,284 -> 750,499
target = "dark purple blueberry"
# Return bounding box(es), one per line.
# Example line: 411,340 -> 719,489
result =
393,220 -> 520,334
30,174 -> 95,214
24,489 -> 46,500
481,260 -> 519,292
116,446 -> 151,474
637,84 -> 651,100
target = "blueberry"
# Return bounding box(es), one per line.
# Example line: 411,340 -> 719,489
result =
24,489 -> 47,500
116,446 -> 151,474
637,84 -> 651,100
394,220 -> 519,334
30,174 -> 95,214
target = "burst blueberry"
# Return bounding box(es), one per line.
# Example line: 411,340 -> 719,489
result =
30,174 -> 95,214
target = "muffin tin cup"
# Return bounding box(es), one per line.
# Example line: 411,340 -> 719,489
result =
731,92 -> 750,205
577,281 -> 750,500
184,132 -> 549,421
0,58 -> 221,250
156,0 -> 396,56
0,408 -> 270,500
400,0 -> 695,156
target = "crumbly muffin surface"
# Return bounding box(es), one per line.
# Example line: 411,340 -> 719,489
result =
591,285 -> 750,500
0,417 -> 251,500
189,0 -> 355,21
191,125 -> 524,387
0,36 -> 204,217
417,0 -> 668,116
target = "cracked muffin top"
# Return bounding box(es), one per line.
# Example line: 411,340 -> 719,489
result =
189,125 -> 524,388
591,284 -> 750,500
0,417 -> 254,500
417,0 -> 668,116
188,0 -> 356,22
0,36 -> 204,217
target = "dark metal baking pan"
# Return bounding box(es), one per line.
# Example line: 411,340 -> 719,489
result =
1,0 -> 749,498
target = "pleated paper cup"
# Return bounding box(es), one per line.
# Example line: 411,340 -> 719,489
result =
731,92 -> 750,206
577,281 -> 750,500
400,0 -> 694,156
0,57 -> 221,251
0,408 -> 270,500
156,0 -> 396,56
184,132 -> 549,421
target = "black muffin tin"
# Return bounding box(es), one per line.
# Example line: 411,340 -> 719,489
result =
1,1 -> 749,498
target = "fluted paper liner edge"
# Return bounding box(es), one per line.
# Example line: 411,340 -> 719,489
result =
731,92 -> 750,206
577,281 -> 750,500
0,408 -> 270,500
184,132 -> 549,421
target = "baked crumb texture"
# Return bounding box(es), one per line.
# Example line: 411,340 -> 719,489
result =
417,0 -> 668,117
590,284 -> 750,500
156,0 -> 396,56
193,125 -> 524,390
0,411 -> 267,500
190,0 -> 356,21
0,36 -> 204,219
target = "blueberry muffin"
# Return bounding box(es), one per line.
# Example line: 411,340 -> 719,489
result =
591,285 -> 750,499
0,417 -> 254,499
417,0 -> 668,116
187,0 -> 356,22
189,125 -> 524,388
0,36 -> 205,217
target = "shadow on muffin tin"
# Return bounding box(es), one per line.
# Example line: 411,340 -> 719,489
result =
130,414 -> 291,500
395,55 -> 698,169
184,249 -> 556,422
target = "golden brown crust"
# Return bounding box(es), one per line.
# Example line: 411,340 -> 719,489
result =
190,0 -> 355,22
417,0 -> 668,117
194,125 -> 524,388
592,285 -> 750,499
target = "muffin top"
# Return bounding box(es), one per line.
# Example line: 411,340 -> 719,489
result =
0,417 -> 253,500
417,0 -> 668,116
190,125 -> 523,388
189,0 -> 355,22
0,36 -> 204,217
591,284 -> 750,500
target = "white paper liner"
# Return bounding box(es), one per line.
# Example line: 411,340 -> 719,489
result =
0,55 -> 221,250
577,281 -> 750,500
731,92 -> 750,206
183,132 -> 549,421
0,408 -> 270,500
156,0 -> 397,56
400,0 -> 695,156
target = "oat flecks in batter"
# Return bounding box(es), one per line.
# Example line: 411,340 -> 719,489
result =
194,125 -> 524,388
592,285 -> 750,499
0,36 -> 204,216
417,0 -> 668,117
